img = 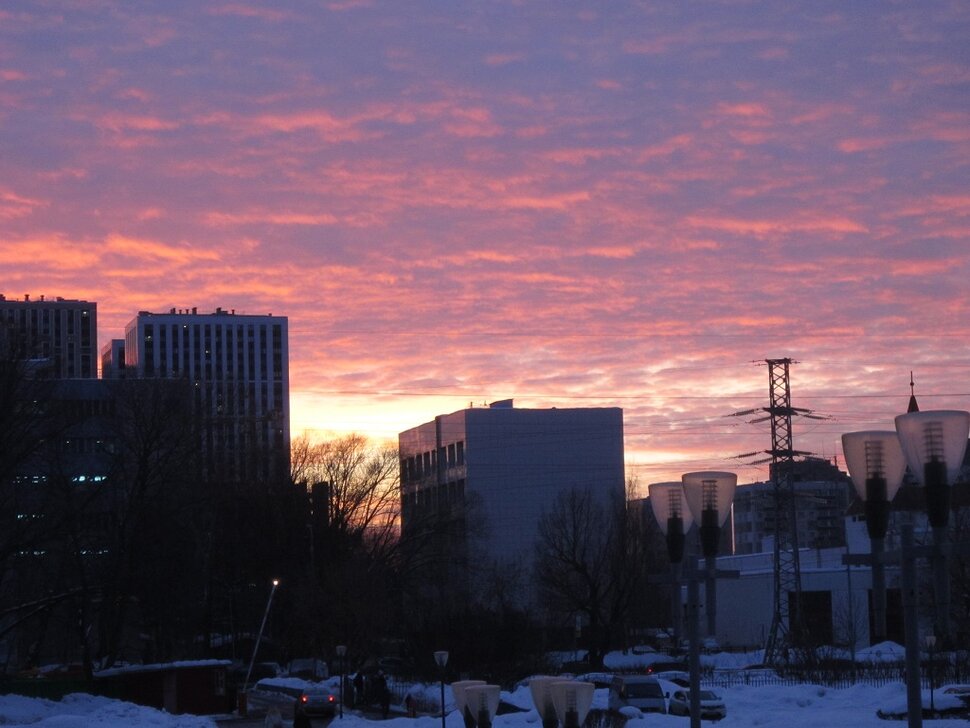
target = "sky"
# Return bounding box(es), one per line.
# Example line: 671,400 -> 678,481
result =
2,1 -> 969,486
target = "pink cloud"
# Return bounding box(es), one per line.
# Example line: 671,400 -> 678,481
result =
484,53 -> 525,67
204,211 -> 341,226
103,235 -> 222,264
686,215 -> 868,237
91,113 -> 180,132
0,190 -> 44,219
207,4 -> 294,21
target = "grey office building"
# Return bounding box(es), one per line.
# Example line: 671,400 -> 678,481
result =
399,400 -> 625,583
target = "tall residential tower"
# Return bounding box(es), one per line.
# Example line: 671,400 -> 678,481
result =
0,294 -> 97,378
114,307 -> 290,484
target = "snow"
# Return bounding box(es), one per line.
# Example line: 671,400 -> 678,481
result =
0,692 -> 217,727
2,650 -> 967,727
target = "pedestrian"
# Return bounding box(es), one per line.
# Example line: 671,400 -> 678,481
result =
353,671 -> 365,708
405,693 -> 416,718
375,670 -> 390,719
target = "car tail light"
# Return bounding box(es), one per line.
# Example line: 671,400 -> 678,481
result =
328,695 -> 335,702
301,696 -> 309,704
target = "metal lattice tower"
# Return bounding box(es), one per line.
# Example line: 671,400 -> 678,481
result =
762,358 -> 805,666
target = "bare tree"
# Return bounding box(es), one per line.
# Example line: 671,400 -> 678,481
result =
286,434 -> 403,657
534,488 -> 648,665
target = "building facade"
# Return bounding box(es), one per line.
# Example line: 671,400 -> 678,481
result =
0,294 -> 97,378
118,308 -> 290,484
733,457 -> 853,555
399,400 -> 625,589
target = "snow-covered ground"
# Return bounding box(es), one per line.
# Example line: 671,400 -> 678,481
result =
3,680 -> 967,727
2,644 -> 966,728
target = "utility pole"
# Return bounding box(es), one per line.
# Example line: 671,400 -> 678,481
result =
762,358 -> 806,667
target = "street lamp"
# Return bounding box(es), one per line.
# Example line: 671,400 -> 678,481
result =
649,481 -> 695,647
680,471 -> 737,728
244,579 -> 279,690
925,634 -> 937,715
336,644 -> 347,718
549,681 -> 594,728
464,685 -> 500,728
528,676 -> 560,728
434,650 -> 449,728
682,471 -> 737,639
841,431 -> 906,644
452,680 -> 486,728
895,409 -> 970,640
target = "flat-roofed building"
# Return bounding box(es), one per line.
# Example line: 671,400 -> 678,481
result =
399,400 -> 625,596
121,307 -> 289,484
0,294 -> 97,379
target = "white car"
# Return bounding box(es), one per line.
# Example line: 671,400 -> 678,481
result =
667,688 -> 727,720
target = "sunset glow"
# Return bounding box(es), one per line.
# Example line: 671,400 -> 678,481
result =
2,1 -> 968,484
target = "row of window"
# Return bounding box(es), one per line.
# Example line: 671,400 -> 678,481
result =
0,309 -> 96,377
401,479 -> 466,516
135,322 -> 284,381
400,441 -> 465,485
58,437 -> 115,454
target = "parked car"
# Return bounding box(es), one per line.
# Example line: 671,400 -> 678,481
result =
941,684 -> 970,706
287,658 -> 329,681
294,685 -> 339,721
574,672 -> 615,689
667,687 -> 727,720
652,670 -> 690,687
608,675 -> 667,714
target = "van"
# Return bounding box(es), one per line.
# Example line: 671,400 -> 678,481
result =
608,675 -> 667,714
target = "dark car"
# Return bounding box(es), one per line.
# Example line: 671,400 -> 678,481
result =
295,685 -> 338,723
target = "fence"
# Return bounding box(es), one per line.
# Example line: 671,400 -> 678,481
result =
707,661 -> 970,690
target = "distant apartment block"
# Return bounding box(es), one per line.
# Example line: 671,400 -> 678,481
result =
732,457 -> 852,555
399,400 -> 625,579
118,307 -> 290,484
0,294 -> 97,378
100,339 -> 126,379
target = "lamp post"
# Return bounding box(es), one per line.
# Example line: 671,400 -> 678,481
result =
841,408 -> 969,728
682,471 -> 737,640
925,634 -> 937,715
336,644 -> 346,718
681,471 -> 737,728
244,579 -> 279,690
649,482 -> 694,647
841,431 -> 906,645
549,681 -> 594,728
464,685 -> 500,728
452,680 -> 486,728
895,409 -> 970,642
434,650 -> 449,728
528,677 -> 560,728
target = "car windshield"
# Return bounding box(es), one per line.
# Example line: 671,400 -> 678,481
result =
626,682 -> 662,698
699,691 -> 718,700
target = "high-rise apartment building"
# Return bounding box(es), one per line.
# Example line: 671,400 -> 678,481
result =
117,307 -> 290,484
399,400 -> 625,590
0,294 -> 97,378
